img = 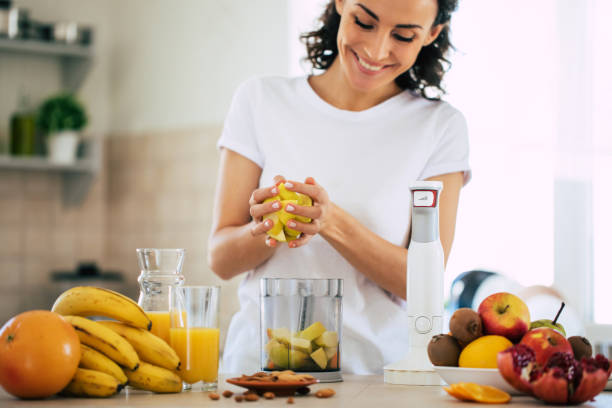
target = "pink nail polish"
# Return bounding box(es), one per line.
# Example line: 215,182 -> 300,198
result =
286,204 -> 295,212
285,182 -> 294,188
272,202 -> 280,209
287,221 -> 296,228
271,187 -> 278,194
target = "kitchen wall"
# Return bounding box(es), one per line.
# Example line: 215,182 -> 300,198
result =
0,0 -> 290,345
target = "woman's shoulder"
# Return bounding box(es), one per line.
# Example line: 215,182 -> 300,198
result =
234,75 -> 304,99
403,91 -> 465,123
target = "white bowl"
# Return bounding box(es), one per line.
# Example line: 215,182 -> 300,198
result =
433,366 -> 523,395
605,376 -> 611,391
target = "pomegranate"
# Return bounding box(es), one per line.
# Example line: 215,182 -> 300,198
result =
498,345 -> 611,404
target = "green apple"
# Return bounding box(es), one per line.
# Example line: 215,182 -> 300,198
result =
314,331 -> 338,348
268,327 -> 291,344
298,322 -> 327,342
310,348 -> 327,369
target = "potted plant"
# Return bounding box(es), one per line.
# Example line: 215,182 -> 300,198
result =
37,93 -> 88,164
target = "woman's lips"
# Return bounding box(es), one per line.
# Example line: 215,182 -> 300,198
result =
351,50 -> 391,75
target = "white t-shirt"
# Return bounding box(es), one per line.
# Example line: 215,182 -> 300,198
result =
217,75 -> 471,374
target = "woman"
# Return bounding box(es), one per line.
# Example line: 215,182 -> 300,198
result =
209,0 -> 469,374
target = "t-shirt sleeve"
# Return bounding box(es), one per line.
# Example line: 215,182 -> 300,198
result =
216,78 -> 265,168
419,110 -> 472,185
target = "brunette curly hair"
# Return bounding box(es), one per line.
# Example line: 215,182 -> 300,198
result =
300,0 -> 459,100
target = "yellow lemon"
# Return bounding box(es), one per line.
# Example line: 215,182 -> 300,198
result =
458,335 -> 513,369
262,183 -> 313,242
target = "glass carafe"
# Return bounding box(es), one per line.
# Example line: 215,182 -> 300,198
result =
137,248 -> 185,343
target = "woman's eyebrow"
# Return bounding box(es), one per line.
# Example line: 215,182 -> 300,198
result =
356,3 -> 423,30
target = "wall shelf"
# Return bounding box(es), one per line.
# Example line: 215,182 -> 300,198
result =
0,139 -> 102,206
0,38 -> 93,91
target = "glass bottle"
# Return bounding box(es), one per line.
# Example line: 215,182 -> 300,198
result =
137,248 -> 185,344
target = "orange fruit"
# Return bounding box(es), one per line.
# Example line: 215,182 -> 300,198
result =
444,384 -> 472,401
458,335 -> 513,368
455,383 -> 511,404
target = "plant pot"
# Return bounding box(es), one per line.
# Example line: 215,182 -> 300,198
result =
47,130 -> 80,164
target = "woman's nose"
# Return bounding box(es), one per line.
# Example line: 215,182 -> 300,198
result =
364,32 -> 392,63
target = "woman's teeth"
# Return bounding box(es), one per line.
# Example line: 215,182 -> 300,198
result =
357,55 -> 383,72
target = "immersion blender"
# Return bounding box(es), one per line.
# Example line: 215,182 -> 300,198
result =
384,181 -> 445,385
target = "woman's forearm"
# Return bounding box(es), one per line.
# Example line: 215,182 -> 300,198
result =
320,203 -> 408,300
208,221 -> 277,280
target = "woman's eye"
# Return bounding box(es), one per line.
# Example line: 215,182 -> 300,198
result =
354,16 -> 374,30
393,34 -> 415,43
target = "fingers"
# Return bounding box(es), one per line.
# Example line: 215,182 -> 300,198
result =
265,237 -> 278,248
288,234 -> 313,248
285,218 -> 320,236
284,179 -> 324,202
284,202 -> 322,220
250,199 -> 281,220
250,218 -> 275,237
249,184 -> 280,207
272,174 -> 286,185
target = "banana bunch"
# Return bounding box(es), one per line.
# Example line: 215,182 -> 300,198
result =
98,321 -> 181,370
61,368 -> 124,398
52,286 -> 152,330
53,286 -> 184,397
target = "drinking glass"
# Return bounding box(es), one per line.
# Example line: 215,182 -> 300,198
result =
169,285 -> 220,391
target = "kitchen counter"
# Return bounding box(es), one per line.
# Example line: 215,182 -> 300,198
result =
1,375 -> 610,407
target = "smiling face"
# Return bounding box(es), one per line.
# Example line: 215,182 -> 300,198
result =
334,0 -> 443,95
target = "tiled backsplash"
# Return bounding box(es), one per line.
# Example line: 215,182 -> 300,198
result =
0,126 -> 241,349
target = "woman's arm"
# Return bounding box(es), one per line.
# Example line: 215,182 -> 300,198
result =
207,149 -> 278,280
287,172 -> 464,300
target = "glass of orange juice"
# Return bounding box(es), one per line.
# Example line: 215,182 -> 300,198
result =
170,285 -> 220,391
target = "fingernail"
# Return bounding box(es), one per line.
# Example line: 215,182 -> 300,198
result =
289,242 -> 296,248
287,220 -> 296,228
271,187 -> 278,194
286,204 -> 295,212
265,219 -> 272,227
272,202 -> 280,209
284,182 -> 294,188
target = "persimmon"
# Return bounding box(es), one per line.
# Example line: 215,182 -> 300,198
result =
0,310 -> 81,399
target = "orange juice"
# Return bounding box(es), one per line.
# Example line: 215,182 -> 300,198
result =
147,311 -> 171,344
170,327 -> 219,384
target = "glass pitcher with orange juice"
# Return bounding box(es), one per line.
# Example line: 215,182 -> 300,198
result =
136,248 -> 185,344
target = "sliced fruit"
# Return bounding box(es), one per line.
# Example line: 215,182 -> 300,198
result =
444,385 -> 471,401
310,348 -> 327,370
266,340 -> 289,369
323,346 -> 337,360
268,328 -> 291,344
299,322 -> 327,342
288,337 -> 312,354
328,352 -> 338,370
314,331 -> 338,348
288,350 -> 308,370
263,213 -> 285,242
455,383 -> 511,404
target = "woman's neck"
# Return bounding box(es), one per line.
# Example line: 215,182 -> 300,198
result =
308,60 -> 403,111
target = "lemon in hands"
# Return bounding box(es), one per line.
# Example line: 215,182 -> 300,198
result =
263,182 -> 313,242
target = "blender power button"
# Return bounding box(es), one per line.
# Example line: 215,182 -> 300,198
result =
415,316 -> 432,334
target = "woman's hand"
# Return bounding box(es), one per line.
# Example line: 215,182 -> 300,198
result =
282,177 -> 331,248
248,175 -> 286,248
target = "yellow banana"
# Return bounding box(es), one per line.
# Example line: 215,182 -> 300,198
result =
79,344 -> 128,385
123,362 -> 182,393
64,315 -> 140,370
52,286 -> 152,331
98,321 -> 181,371
61,368 -> 123,398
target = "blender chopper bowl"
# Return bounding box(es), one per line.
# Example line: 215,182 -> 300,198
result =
260,278 -> 343,383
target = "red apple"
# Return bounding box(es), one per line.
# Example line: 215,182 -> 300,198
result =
520,327 -> 573,366
477,292 -> 530,343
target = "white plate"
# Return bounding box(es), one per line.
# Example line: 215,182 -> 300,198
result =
433,366 -> 523,395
